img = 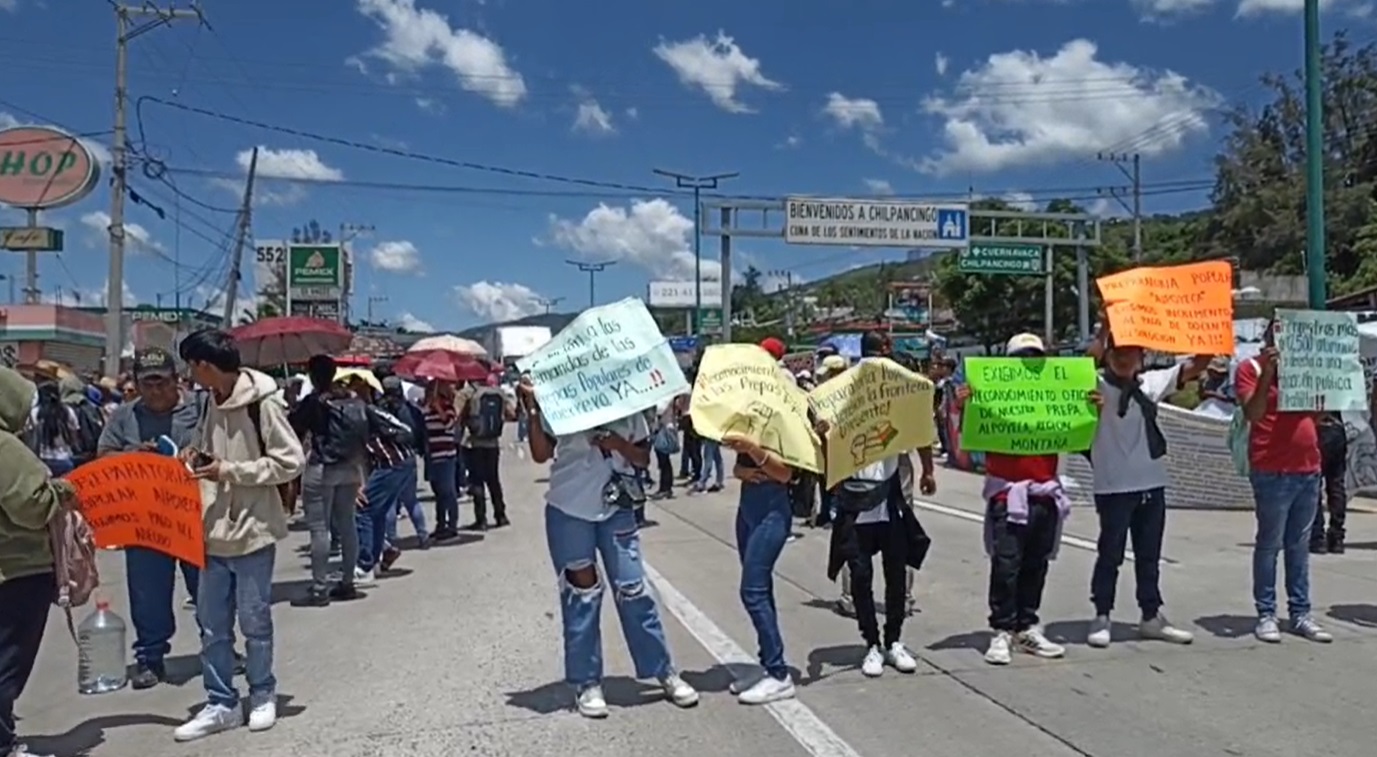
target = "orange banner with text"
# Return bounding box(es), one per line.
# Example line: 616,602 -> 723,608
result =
66,452 -> 205,568
1095,260 -> 1235,355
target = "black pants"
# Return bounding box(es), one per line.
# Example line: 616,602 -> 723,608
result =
467,446 -> 506,522
655,450 -> 674,494
849,521 -> 910,647
1,573 -> 53,753
988,498 -> 1059,632
1090,488 -> 1165,618
1314,433 -> 1348,539
682,431 -> 702,480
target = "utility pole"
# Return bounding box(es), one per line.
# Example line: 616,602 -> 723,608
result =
339,222 -> 374,325
222,147 -> 257,327
1096,152 -> 1142,262
1303,0 -> 1327,309
0,274 -> 12,304
366,295 -> 388,322
565,260 -> 615,308
536,296 -> 565,314
107,1 -> 206,376
767,269 -> 797,338
653,169 -> 738,337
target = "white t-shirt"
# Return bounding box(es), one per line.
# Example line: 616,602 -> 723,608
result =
545,413 -> 651,522
1090,364 -> 1182,495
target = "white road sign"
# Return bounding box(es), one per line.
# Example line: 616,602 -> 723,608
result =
784,198 -> 969,249
252,239 -> 287,297
648,280 -> 723,308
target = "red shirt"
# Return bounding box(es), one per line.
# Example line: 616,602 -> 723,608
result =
1234,358 -> 1320,474
985,453 -> 1059,484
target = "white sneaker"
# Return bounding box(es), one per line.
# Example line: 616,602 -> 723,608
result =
353,567 -> 377,587
659,673 -> 699,708
1255,615 -> 1282,643
1140,614 -> 1194,644
861,645 -> 885,677
1290,614 -> 1334,643
729,671 -> 762,695
1016,627 -> 1066,659
1087,615 -> 1112,648
173,704 -> 242,742
247,695 -> 277,732
984,631 -> 1013,665
9,744 -> 52,757
886,642 -> 918,673
737,674 -> 796,705
576,685 -> 609,719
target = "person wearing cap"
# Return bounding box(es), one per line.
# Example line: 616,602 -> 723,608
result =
1082,320 -> 1209,649
1195,356 -> 1236,418
955,332 -> 1101,665
95,347 -> 205,689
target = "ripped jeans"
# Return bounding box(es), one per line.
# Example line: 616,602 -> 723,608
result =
544,504 -> 675,689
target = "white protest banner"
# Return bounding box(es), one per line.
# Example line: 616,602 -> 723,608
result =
517,298 -> 689,436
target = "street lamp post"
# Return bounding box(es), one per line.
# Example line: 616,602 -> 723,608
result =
1303,0 -> 1327,309
565,260 -> 616,308
653,169 -> 738,336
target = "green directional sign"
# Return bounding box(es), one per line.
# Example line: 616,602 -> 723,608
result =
959,243 -> 1045,275
697,309 -> 723,332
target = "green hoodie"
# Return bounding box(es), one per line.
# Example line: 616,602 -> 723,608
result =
0,367 -> 76,584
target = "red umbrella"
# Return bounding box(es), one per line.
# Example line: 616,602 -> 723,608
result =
394,350 -> 488,382
229,317 -> 353,366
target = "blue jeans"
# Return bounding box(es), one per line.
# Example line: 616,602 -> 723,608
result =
1250,472 -> 1321,618
517,415 -> 530,443
736,482 -> 793,680
1090,488 -> 1166,618
697,442 -> 724,488
544,505 -> 674,688
386,459 -> 427,544
454,446 -> 469,491
359,462 -> 416,571
196,545 -> 276,708
125,547 -> 199,667
43,457 -> 74,477
427,456 -> 459,531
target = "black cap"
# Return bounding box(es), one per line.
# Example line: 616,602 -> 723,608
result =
133,347 -> 176,379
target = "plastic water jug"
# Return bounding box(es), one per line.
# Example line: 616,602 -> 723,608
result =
77,600 -> 128,694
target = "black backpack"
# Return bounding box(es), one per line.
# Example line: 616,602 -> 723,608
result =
366,405 -> 415,449
469,391 -> 505,440
309,395 -> 371,465
70,401 -> 105,464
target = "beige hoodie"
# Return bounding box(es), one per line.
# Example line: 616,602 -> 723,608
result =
196,368 -> 305,558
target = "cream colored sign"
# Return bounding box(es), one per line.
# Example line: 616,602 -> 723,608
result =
689,343 -> 822,473
810,358 -> 937,487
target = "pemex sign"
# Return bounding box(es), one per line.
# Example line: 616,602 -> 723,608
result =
0,126 -> 101,209
286,244 -> 342,301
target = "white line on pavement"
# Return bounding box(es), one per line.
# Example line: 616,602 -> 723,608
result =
912,498 -> 1163,565
643,561 -> 865,757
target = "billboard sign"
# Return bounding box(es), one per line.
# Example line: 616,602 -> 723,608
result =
958,243 -> 1045,275
0,126 -> 102,209
253,239 -> 287,296
783,198 -> 968,249
648,279 -> 723,308
290,299 -> 340,322
287,244 -> 342,300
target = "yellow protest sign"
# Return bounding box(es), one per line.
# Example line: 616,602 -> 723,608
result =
689,344 -> 823,473
809,358 -> 936,487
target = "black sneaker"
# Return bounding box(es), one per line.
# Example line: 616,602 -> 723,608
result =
494,516 -> 511,528
291,588 -> 331,607
461,520 -> 489,532
1328,532 -> 1346,554
1309,538 -> 1328,555
233,651 -> 246,675
329,584 -> 361,601
130,662 -> 164,690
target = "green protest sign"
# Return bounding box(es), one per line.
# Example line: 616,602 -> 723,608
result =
960,356 -> 1099,454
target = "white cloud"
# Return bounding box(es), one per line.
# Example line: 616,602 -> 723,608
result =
625,107 -> 640,120
935,52 -> 949,76
571,87 -> 615,135
353,0 -> 527,108
395,311 -> 436,332
548,199 -> 725,281
919,39 -> 1219,175
1235,0 -> 1360,13
0,0 -> 17,12
652,31 -> 782,113
777,134 -> 803,150
368,240 -> 422,273
823,92 -> 884,132
1003,191 -> 1038,211
454,281 -> 545,322
414,96 -> 445,114
863,178 -> 894,195
79,211 -> 162,254
45,279 -> 137,308
194,284 -> 259,325
238,147 -> 343,181
0,111 -> 112,167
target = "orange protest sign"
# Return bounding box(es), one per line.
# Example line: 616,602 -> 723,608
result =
65,452 -> 205,568
1095,260 -> 1235,354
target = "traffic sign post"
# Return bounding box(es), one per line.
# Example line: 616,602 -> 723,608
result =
958,243 -> 1045,275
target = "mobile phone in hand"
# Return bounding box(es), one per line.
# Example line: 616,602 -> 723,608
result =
192,451 -> 215,468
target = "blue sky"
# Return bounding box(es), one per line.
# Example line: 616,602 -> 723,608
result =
0,0 -> 1368,331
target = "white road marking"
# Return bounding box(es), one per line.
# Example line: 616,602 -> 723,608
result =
643,561 -> 864,757
912,498 -> 1169,565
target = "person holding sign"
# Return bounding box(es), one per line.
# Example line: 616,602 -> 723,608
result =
1234,323 -> 1333,644
1082,323 -> 1208,649
515,381 -> 699,720
956,333 -> 1103,666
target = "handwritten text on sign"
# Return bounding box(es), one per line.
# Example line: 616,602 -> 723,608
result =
1097,260 -> 1234,354
960,357 -> 1099,454
66,452 -> 205,567
517,297 -> 688,436
690,344 -> 822,473
810,358 -> 936,487
1276,309 -> 1368,412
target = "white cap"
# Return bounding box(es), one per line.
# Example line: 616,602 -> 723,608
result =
1005,333 -> 1046,355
